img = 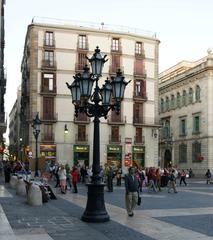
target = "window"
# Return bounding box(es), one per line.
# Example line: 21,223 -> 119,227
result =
179,143 -> 187,163
78,35 -> 87,49
195,85 -> 201,101
111,54 -> 120,73
192,141 -> 201,162
170,95 -> 175,109
44,32 -> 54,46
111,109 -> 121,122
133,103 -> 143,123
135,42 -> 142,55
112,38 -> 119,51
188,88 -> 193,104
43,124 -> 53,141
42,73 -> 55,92
111,126 -> 119,142
135,127 -> 142,143
77,52 -> 87,70
44,50 -> 54,66
160,99 -> 164,113
165,97 -> 169,111
193,115 -> 200,133
43,97 -> 54,120
164,120 -> 170,139
134,59 -> 144,75
177,92 -> 181,107
182,90 -> 187,106
135,80 -> 146,98
180,118 -> 187,136
78,125 -> 86,141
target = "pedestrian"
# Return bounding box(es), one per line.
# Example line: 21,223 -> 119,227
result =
71,166 -> 79,193
80,165 -> 87,183
180,169 -> 187,186
4,161 -> 11,183
58,165 -> 67,194
65,163 -> 72,191
124,167 -> 139,217
53,162 -> 60,188
116,167 -> 122,186
156,168 -> 162,191
168,169 -> 178,193
205,169 -> 211,184
147,167 -> 157,192
106,166 -> 114,192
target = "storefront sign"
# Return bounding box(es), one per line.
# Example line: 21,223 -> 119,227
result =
40,144 -> 56,159
132,146 -> 145,153
107,145 -> 122,153
74,145 -> 89,152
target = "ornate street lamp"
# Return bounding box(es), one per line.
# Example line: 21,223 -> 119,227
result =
31,113 -> 41,177
66,47 -> 130,223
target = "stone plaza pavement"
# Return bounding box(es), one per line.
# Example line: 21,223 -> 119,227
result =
1,177 -> 213,240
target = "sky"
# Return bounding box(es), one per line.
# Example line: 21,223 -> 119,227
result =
4,0 -> 213,140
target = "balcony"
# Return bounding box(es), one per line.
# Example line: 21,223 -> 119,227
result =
109,135 -> 121,144
135,50 -> 145,59
75,62 -> 87,73
134,135 -> 145,145
75,134 -> 88,143
41,113 -> 58,123
133,68 -> 146,78
40,85 -> 57,95
43,39 -> 55,48
77,42 -> 88,51
41,60 -> 57,70
107,114 -> 126,125
74,113 -> 90,124
0,113 -> 7,133
111,45 -> 122,53
109,65 -> 124,75
41,133 -> 55,143
133,116 -> 144,125
133,91 -> 147,102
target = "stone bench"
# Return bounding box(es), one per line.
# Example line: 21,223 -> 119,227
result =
10,175 -> 18,189
26,182 -> 42,206
16,178 -> 27,197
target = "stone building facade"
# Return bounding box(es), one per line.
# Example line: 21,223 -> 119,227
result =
18,17 -> 160,172
0,0 -> 6,150
159,50 -> 213,175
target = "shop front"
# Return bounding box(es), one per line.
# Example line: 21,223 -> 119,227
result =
39,144 -> 56,172
132,146 -> 145,167
107,145 -> 122,169
73,145 -> 89,166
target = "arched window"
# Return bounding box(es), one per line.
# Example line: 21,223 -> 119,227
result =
182,90 -> 187,106
165,96 -> 169,111
171,94 -> 175,109
160,98 -> 164,113
188,88 -> 193,104
195,85 -> 201,101
177,92 -> 181,107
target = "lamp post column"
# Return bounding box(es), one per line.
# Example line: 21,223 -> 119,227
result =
35,134 -> 38,177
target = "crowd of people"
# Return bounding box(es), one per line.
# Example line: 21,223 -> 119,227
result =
2,158 -> 213,217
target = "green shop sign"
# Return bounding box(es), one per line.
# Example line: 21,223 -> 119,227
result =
107,145 -> 122,153
74,145 -> 89,152
132,146 -> 145,153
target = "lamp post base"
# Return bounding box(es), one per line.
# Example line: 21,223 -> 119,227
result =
81,182 -> 110,223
